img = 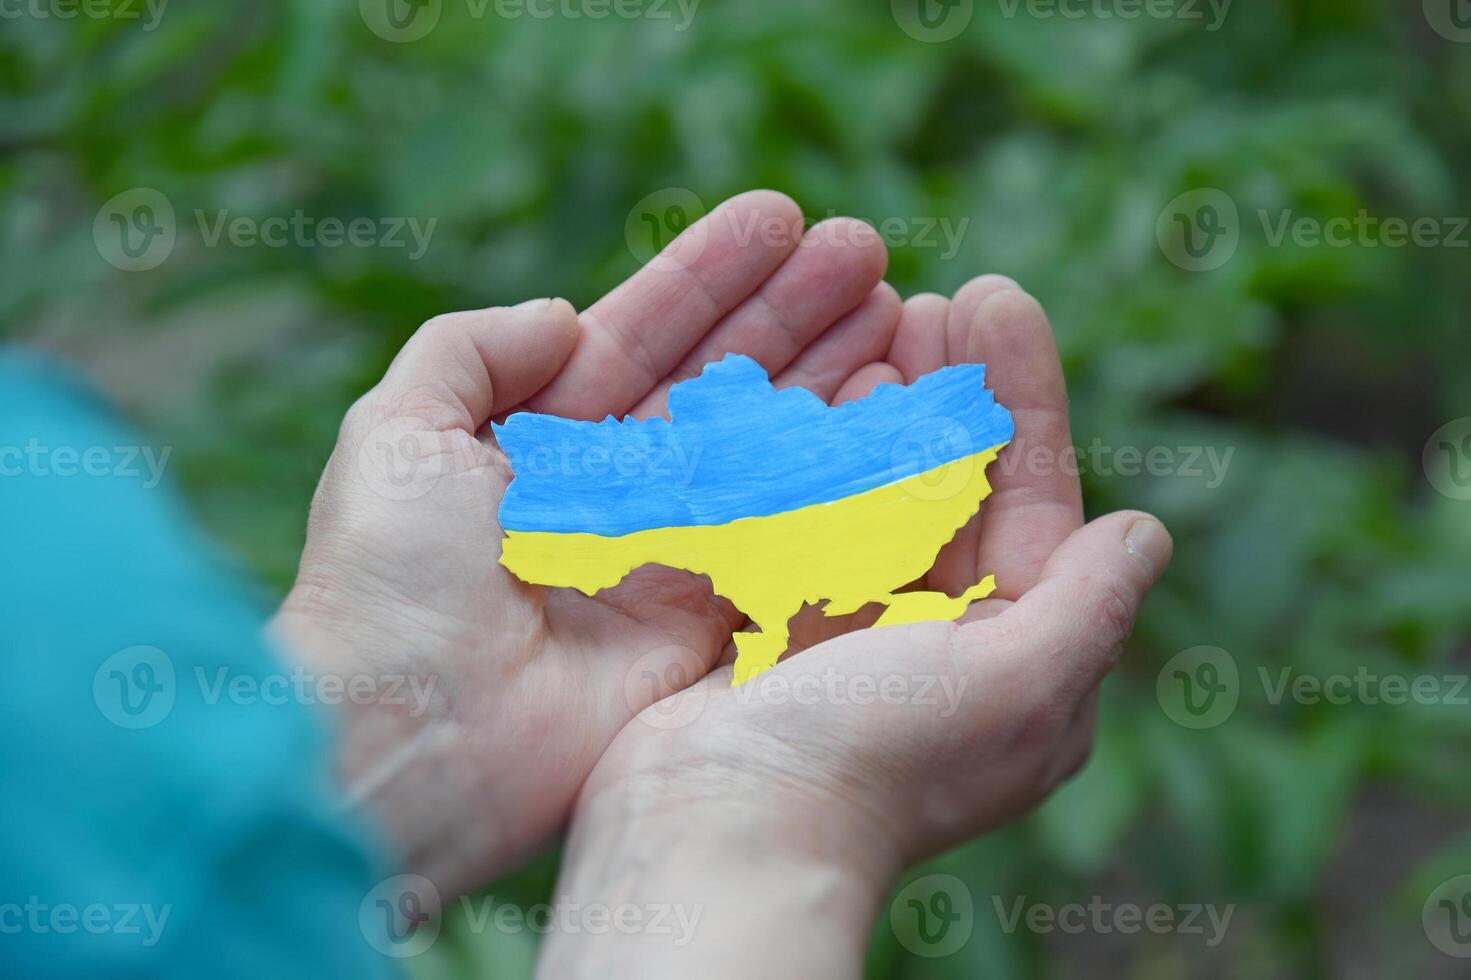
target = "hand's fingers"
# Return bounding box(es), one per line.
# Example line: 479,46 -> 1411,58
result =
770,283 -> 901,402
563,573 -> 740,694
832,361 -> 903,404
780,303 -> 954,650
629,217 -> 889,418
888,293 -> 950,383
929,281 -> 1083,600
372,298 -> 580,431
589,562 -> 747,647
527,190 -> 804,421
946,274 -> 1020,363
975,511 -> 1172,699
924,276 -> 1027,595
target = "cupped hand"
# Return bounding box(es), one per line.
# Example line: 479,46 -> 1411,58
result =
570,279 -> 1174,885
273,190 -> 913,895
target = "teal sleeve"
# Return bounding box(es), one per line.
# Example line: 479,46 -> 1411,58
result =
0,353 -> 398,979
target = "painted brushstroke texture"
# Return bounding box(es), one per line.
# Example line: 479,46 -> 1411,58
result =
494,353 -> 1014,536
502,447 -> 1004,684
494,354 -> 1014,684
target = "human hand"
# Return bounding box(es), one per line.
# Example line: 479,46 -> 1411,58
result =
536,280 -> 1173,978
271,190 -> 905,896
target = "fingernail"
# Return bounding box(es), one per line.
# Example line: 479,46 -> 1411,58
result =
512,298 -> 552,312
1124,517 -> 1172,580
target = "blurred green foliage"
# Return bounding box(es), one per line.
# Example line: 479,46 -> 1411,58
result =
4,0 -> 1471,976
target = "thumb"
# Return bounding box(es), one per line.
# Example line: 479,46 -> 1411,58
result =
371,298 -> 581,431
977,510 -> 1172,699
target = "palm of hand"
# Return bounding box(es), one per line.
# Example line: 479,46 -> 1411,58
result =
574,259 -> 1093,870
282,192 -> 895,876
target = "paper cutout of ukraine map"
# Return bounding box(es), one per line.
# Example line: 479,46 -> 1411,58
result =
494,354 -> 1014,685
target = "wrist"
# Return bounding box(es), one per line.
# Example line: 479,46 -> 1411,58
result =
537,743 -> 905,980
270,589 -> 496,898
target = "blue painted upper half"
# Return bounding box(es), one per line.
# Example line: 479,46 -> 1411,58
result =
494,354 -> 1014,536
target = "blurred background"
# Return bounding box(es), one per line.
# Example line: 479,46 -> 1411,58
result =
5,0 -> 1471,976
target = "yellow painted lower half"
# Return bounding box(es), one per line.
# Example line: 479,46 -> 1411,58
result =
500,444 -> 1007,685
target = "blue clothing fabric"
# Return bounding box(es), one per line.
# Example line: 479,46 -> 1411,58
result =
0,353 -> 396,978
